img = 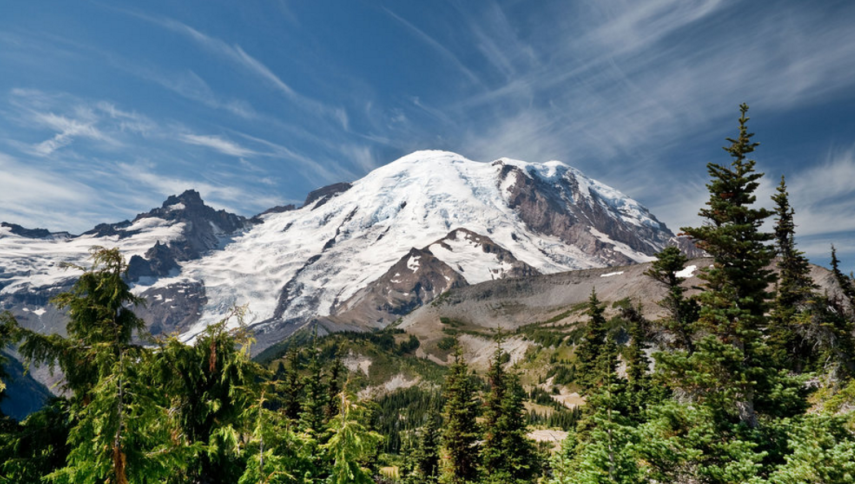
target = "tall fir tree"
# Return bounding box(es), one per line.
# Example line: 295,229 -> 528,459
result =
152,307 -> 261,484
575,289 -> 609,392
403,406 -> 442,484
479,343 -> 537,483
322,390 -> 382,484
299,334 -> 330,438
769,175 -> 818,371
831,245 -> 855,306
17,248 -> 188,484
679,104 -> 782,428
439,346 -> 480,484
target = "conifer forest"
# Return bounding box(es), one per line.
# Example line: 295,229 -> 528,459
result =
2,106 -> 855,483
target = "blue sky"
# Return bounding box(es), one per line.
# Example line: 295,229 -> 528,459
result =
1,0 -> 854,268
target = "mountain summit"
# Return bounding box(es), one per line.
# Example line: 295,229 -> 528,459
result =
1,150 -> 684,351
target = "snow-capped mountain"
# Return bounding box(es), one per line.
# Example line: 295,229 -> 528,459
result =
1,150 -> 686,351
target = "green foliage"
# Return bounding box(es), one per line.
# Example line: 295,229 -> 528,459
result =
401,406 -> 442,484
574,289 -> 609,392
322,391 -> 383,484
479,343 -> 538,483
645,247 -> 699,353
439,348 -> 480,484
437,336 -> 457,351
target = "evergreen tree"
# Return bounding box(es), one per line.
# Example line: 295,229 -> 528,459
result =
299,341 -> 329,438
280,348 -> 305,421
575,289 -> 609,392
769,176 -> 817,370
621,304 -> 658,415
152,307 -> 261,484
645,247 -> 699,353
439,347 -> 480,484
404,407 -> 442,484
0,398 -> 72,483
16,248 -> 188,484
322,390 -> 382,484
551,338 -> 642,484
0,311 -> 19,402
679,104 -> 782,428
326,357 -> 346,420
830,245 -> 855,305
479,343 -> 537,483
237,387 -> 314,484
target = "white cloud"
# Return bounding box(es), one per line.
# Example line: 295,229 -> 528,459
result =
179,134 -> 257,157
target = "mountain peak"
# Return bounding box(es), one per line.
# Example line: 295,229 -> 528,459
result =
162,189 -> 204,209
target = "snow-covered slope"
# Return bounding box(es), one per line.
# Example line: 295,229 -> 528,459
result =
169,151 -> 675,347
1,150 -> 680,351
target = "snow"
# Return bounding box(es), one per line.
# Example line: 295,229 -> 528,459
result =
174,150 -> 673,338
32,308 -> 46,316
407,255 -> 421,272
589,227 -> 656,263
0,218 -> 186,294
3,150 -> 672,342
600,271 -> 624,277
676,265 -> 697,278
166,202 -> 185,211
427,231 -> 514,284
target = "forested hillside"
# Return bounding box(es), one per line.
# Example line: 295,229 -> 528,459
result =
2,105 -> 855,483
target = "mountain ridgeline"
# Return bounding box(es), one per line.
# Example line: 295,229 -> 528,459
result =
0,151 -> 696,352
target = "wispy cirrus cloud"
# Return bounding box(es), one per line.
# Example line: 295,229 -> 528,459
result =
116,10 -> 350,129
179,134 -> 257,158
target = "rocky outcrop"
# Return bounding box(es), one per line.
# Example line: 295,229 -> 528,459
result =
127,241 -> 180,282
496,160 -> 672,265
0,222 -> 71,239
304,182 -> 352,209
327,247 -> 468,328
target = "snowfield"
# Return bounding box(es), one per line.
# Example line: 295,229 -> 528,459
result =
1,150 -> 675,344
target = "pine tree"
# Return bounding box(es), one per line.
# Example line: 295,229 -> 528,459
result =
645,247 -> 699,353
679,104 -> 780,428
575,289 -> 609,392
299,341 -> 329,438
621,304 -> 658,415
769,176 -> 818,371
326,357 -> 346,420
551,337 -> 642,484
439,347 -> 480,484
16,248 -> 188,484
280,348 -> 305,421
831,245 -> 855,305
404,407 -> 441,484
479,343 -> 537,483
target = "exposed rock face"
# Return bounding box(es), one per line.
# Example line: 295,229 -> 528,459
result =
0,222 -> 71,240
497,160 -> 671,265
142,189 -> 250,260
127,241 -> 180,281
304,182 -> 352,209
0,189 -> 250,340
250,204 -> 296,224
133,281 -> 207,336
425,228 -> 539,281
327,247 -> 468,329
